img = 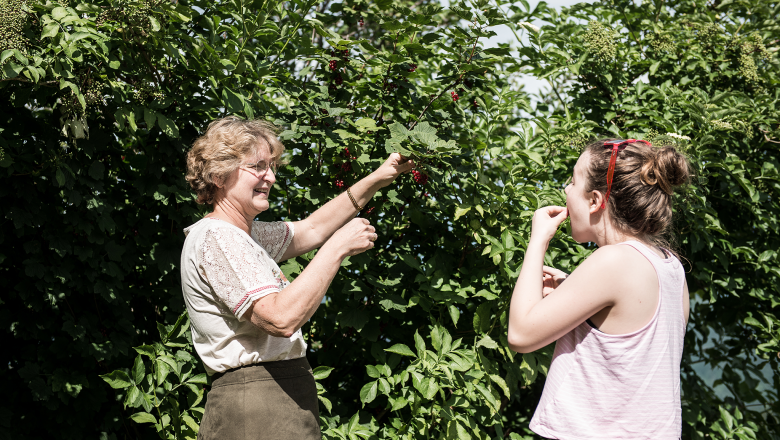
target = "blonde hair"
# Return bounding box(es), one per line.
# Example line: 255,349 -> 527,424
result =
186,116 -> 285,205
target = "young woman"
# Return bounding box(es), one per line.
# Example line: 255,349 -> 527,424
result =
507,139 -> 691,439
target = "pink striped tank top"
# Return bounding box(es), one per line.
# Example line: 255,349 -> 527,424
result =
529,241 -> 687,440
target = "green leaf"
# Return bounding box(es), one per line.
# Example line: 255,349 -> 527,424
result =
41,23 -> 59,39
129,412 -> 156,424
414,330 -> 426,357
182,413 -> 199,433
366,365 -> 380,378
156,114 -> 179,138
100,370 -> 132,389
131,355 -> 145,385
186,373 -> 208,385
649,61 -> 661,76
454,205 -> 471,221
384,344 -> 416,357
134,345 -> 156,358
313,366 -> 334,380
52,6 -> 70,21
449,304 -> 460,327
359,380 -> 377,405
521,149 -> 544,166
476,335 -> 499,350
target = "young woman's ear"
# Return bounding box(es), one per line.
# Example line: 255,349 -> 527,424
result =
589,190 -> 604,214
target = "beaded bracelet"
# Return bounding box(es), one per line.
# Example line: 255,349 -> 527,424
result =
346,188 -> 363,211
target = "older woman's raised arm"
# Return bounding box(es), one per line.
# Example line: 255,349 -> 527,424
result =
280,153 -> 413,260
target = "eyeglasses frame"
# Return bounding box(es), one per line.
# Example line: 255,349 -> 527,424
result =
241,159 -> 278,175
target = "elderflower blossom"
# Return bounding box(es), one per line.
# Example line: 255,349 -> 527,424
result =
666,132 -> 691,141
711,120 -> 734,130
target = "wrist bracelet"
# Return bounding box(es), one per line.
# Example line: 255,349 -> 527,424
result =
346,187 -> 363,211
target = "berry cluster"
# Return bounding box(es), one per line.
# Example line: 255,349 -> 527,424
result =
335,179 -> 346,189
358,17 -> 364,27
648,28 -> 674,54
584,20 -> 617,61
84,81 -> 106,107
329,60 -> 337,70
97,0 -> 156,37
412,170 -> 428,185
451,91 -> 459,102
335,73 -> 343,85
0,0 -> 29,58
408,63 -> 417,72
133,84 -> 163,103
342,147 -> 356,160
737,32 -> 771,85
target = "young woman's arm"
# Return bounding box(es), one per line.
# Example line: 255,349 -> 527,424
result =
507,206 -> 624,353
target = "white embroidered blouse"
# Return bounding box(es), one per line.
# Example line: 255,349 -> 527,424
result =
180,218 -> 306,374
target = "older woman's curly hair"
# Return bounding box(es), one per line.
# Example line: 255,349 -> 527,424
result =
186,116 -> 285,205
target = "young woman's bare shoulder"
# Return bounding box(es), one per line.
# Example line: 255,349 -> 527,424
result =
574,245 -> 654,297
581,244 -> 639,267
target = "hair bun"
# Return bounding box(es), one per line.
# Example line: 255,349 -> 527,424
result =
640,146 -> 690,194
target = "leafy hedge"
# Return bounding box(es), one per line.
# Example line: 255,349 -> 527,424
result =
1,0 -> 778,438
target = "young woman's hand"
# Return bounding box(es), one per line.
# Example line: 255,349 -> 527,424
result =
370,153 -> 415,188
530,206 -> 569,245
542,265 -> 568,297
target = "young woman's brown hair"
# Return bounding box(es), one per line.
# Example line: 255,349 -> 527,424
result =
583,139 -> 690,248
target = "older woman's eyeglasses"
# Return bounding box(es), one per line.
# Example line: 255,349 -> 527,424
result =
241,160 -> 278,175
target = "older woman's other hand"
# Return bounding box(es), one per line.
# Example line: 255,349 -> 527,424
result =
371,153 -> 414,188
325,218 -> 378,257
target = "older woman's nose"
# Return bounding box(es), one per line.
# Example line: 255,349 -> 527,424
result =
263,168 -> 276,184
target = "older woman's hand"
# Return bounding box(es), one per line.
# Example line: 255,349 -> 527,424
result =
371,153 -> 415,188
324,218 -> 378,257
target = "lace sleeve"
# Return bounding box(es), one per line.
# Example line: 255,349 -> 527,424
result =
251,221 -> 295,262
199,227 -> 281,320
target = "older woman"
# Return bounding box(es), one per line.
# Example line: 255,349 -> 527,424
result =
181,116 -> 412,440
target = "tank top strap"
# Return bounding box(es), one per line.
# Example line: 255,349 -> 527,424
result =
617,240 -> 668,262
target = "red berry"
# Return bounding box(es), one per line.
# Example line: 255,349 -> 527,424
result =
329,60 -> 337,70
365,206 -> 375,215
408,63 -> 417,72
472,99 -> 479,107
451,91 -> 459,102
411,170 -> 429,185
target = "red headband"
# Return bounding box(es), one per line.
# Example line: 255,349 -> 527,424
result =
601,139 -> 652,209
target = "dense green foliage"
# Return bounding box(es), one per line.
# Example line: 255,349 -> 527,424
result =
1,0 -> 778,438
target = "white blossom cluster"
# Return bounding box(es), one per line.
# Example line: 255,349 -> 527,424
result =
666,132 -> 691,141
711,120 -> 734,130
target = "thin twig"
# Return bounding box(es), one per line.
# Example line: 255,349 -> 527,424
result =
760,129 -> 780,144
409,34 -> 482,130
